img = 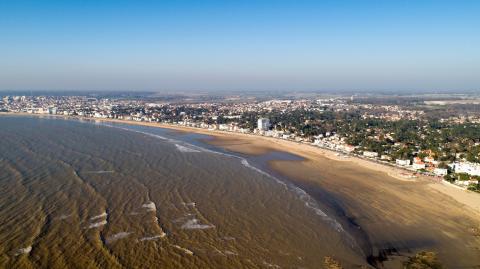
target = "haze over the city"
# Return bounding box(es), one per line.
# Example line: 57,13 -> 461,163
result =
1,0 -> 479,91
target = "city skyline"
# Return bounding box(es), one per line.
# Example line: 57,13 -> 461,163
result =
1,0 -> 479,91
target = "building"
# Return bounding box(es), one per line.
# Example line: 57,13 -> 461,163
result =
433,168 -> 448,176
412,157 -> 426,170
423,156 -> 437,165
363,151 -> 378,158
257,118 -> 270,131
48,107 -> 57,114
412,162 -> 426,170
344,145 -> 356,153
396,159 -> 411,166
381,155 -> 392,161
453,162 -> 480,176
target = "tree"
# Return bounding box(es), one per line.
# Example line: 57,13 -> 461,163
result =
444,174 -> 455,183
457,173 -> 470,181
467,183 -> 480,193
437,162 -> 448,169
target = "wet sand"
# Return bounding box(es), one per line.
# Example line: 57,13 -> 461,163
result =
202,132 -> 480,268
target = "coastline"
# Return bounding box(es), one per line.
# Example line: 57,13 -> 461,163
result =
3,112 -> 480,267
2,112 -> 479,215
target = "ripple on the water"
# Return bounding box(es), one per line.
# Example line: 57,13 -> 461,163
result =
173,245 -> 194,255
175,144 -> 201,153
15,246 -> 32,256
88,220 -> 107,229
90,211 -> 108,220
106,232 -> 132,244
139,233 -> 166,241
181,218 -> 215,230
142,202 -> 156,212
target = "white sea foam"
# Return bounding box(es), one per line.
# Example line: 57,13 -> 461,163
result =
181,218 -> 215,230
240,159 -> 287,187
181,202 -> 196,207
58,214 -> 71,220
173,245 -> 194,255
91,212 -> 107,220
139,233 -> 166,241
88,220 -> 107,229
84,170 -> 114,174
224,250 -> 238,255
15,246 -> 32,256
106,232 -> 132,244
103,122 -> 356,247
262,261 -> 280,268
142,202 -> 156,212
241,158 -> 347,234
175,144 -> 201,153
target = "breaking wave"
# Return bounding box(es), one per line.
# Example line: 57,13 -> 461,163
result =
142,202 -> 156,212
101,122 -> 358,248
15,246 -> 32,256
91,212 -> 107,220
181,218 -> 215,230
88,220 -> 107,229
83,170 -> 114,174
175,144 -> 201,153
139,234 -> 166,241
106,232 -> 132,244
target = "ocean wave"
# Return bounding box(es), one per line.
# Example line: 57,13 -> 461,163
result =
91,212 -> 108,220
175,144 -> 201,153
173,245 -> 194,255
181,218 -> 215,230
101,122 -> 356,246
57,214 -> 72,220
15,246 -> 32,256
139,233 -> 166,241
142,202 -> 156,212
84,170 -> 114,174
88,220 -> 107,229
181,202 -> 196,207
106,232 -> 132,244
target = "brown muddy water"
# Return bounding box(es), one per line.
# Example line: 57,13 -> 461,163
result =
0,116 -> 368,268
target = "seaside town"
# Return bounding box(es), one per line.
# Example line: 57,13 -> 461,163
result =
2,93 -> 480,192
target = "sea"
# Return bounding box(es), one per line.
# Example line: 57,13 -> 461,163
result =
0,115 -> 366,268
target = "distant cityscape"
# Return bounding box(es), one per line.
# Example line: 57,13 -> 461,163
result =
2,93 -> 480,192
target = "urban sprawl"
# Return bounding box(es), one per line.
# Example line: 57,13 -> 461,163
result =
2,94 -> 480,192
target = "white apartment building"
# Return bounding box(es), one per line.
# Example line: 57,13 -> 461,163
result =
396,159 -> 411,166
412,162 -> 426,170
453,162 -> 480,176
433,168 -> 448,176
363,151 -> 379,158
257,118 -> 270,131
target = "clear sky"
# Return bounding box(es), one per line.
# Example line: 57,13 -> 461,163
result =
0,0 -> 479,91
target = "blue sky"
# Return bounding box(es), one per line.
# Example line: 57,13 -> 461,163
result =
0,0 -> 479,91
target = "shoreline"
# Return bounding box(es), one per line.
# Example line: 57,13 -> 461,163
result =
2,112 -> 479,215
4,112 -> 480,267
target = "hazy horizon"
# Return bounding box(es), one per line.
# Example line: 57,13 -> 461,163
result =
1,0 -> 479,91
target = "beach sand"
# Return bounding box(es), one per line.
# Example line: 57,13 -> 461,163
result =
200,130 -> 480,267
